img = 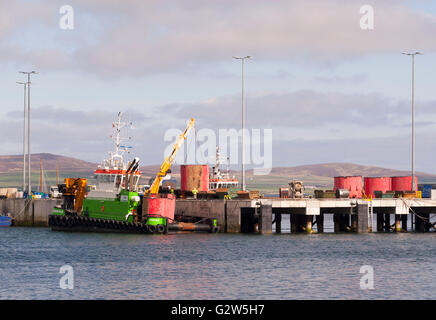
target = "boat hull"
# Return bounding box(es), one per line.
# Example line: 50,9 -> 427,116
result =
0,216 -> 12,227
48,214 -> 219,234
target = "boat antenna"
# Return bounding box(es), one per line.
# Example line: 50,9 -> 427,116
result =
109,112 -> 133,167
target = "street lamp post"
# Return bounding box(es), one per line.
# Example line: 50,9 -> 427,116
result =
19,71 -> 37,195
233,55 -> 251,191
16,81 -> 27,193
402,52 -> 422,192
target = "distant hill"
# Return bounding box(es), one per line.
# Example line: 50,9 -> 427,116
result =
0,153 -> 175,178
268,163 -> 436,179
1,153 -> 436,184
0,153 -> 96,173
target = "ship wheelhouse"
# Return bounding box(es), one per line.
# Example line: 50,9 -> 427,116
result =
208,147 -> 239,191
87,112 -> 141,199
94,168 -> 141,193
209,178 -> 239,190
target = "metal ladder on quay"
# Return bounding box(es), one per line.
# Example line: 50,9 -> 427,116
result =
364,196 -> 374,232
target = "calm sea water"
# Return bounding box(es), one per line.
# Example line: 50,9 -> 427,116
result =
0,227 -> 435,300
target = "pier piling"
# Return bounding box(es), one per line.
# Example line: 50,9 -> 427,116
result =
290,214 -> 297,233
259,205 -> 272,234
351,214 -> 357,232
384,213 -> 391,232
305,215 -> 313,233
395,215 -> 402,232
377,212 -> 384,232
402,214 -> 408,231
333,214 -> 340,233
316,214 -> 324,233
356,203 -> 369,233
275,213 -> 282,233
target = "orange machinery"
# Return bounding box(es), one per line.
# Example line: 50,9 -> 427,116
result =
59,178 -> 87,213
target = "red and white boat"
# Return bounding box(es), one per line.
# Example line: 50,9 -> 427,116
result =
90,112 -> 141,197
209,147 -> 239,190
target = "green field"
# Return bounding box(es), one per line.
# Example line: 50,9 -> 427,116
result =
0,170 -> 333,193
0,171 -> 96,190
2,170 -> 434,194
244,174 -> 333,193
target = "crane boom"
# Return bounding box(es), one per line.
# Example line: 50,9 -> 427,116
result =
146,118 -> 195,194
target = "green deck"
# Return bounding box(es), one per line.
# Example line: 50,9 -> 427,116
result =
51,189 -> 168,226
82,190 -> 140,222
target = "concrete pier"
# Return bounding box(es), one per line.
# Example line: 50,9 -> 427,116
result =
176,198 -> 436,233
356,204 -> 368,233
0,198 -> 62,226
1,197 -> 435,233
259,204 -> 272,235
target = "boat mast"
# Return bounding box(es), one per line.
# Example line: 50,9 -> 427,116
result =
109,112 -> 132,168
215,147 -> 220,176
40,160 -> 42,193
56,164 -> 59,185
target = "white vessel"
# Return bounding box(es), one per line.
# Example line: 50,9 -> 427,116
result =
90,112 -> 141,197
209,147 -> 239,190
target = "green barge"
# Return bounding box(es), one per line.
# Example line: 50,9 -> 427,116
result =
49,115 -> 219,234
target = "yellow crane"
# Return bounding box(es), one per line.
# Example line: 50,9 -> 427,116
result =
146,118 -> 195,194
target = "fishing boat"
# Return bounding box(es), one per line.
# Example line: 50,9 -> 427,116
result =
209,147 -> 239,190
88,112 -> 141,199
49,116 -> 219,234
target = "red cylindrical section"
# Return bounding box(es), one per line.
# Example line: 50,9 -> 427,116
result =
364,177 -> 392,197
145,194 -> 175,220
180,165 -> 209,192
391,176 -> 418,192
334,176 -> 363,198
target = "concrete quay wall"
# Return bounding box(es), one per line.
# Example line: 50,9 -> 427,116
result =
0,198 -> 62,226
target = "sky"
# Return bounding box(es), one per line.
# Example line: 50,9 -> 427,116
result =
1,0 -> 436,173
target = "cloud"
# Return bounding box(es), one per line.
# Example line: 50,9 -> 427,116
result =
161,90 -> 424,130
1,0 -> 436,76
313,74 -> 366,84
1,89 -> 436,173
7,106 -> 148,125
3,1 -> 436,174
0,107 -> 160,162
0,1 -> 55,38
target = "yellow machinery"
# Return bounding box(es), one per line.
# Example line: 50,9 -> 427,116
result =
60,178 -> 87,213
146,118 -> 195,194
